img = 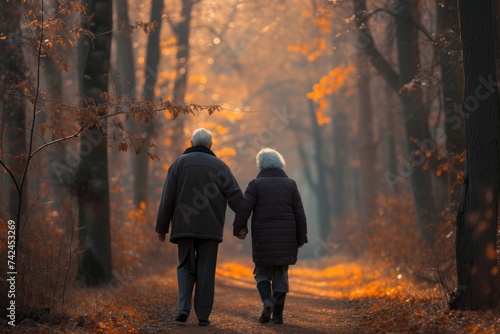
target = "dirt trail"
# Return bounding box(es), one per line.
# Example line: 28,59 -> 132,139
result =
5,258 -> 500,333
15,260 -> 366,333
132,262 -> 365,334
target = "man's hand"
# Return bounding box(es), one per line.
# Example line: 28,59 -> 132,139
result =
237,227 -> 248,240
157,232 -> 166,242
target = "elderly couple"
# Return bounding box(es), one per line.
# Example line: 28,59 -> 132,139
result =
155,128 -> 308,326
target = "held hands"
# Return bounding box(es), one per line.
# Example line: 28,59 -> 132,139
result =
237,227 -> 248,240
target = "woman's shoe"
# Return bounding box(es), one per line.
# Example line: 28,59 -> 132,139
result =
271,292 -> 286,324
258,299 -> 274,323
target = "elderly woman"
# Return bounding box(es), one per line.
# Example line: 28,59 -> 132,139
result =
233,148 -> 308,324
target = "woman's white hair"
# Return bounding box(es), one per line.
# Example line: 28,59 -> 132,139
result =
191,128 -> 212,147
256,148 -> 285,170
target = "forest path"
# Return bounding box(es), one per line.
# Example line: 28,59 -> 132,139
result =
6,259 -> 500,333
56,260 -> 369,333
167,262 -> 364,334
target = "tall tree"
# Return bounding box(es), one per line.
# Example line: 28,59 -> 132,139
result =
133,0 -> 164,208
168,0 -> 199,156
76,0 -> 113,286
330,108 -> 348,240
449,0 -> 500,310
0,0 -> 27,233
354,0 -> 438,244
295,100 -> 332,239
356,51 -> 377,237
436,0 -> 465,206
114,0 -> 136,97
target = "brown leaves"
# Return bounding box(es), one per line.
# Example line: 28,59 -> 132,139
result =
121,20 -> 159,34
118,142 -> 128,152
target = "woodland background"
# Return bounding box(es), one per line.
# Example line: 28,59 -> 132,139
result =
1,0 -> 500,332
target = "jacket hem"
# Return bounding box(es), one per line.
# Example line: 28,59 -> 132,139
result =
170,234 -> 223,243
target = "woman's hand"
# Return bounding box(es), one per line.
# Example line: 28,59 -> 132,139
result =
237,227 -> 248,240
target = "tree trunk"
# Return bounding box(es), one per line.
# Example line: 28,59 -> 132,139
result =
170,0 -> 197,156
114,0 -> 136,97
330,108 -> 348,241
395,0 -> 438,244
436,0 -> 465,208
356,51 -> 377,241
354,0 -> 438,244
133,0 -> 163,208
76,0 -> 113,286
308,100 -> 331,239
0,0 -> 27,236
449,0 -> 500,310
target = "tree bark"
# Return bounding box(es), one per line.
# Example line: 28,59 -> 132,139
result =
308,100 -> 331,239
114,0 -> 136,97
395,0 -> 438,244
436,0 -> 465,207
354,0 -> 438,244
76,0 -> 113,286
449,0 -> 500,310
133,0 -> 164,208
330,108 -> 348,240
170,0 -> 198,156
0,0 -> 27,232
356,51 -> 377,239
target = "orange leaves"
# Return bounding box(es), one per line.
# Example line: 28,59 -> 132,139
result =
217,263 -> 254,279
287,43 -> 311,55
307,64 -> 354,125
307,38 -> 326,62
288,38 -> 327,62
316,110 -> 331,126
58,1 -> 87,15
289,6 -> 333,61
216,124 -> 229,135
300,6 -> 333,34
436,163 -> 451,176
308,64 -> 354,101
24,1 -> 88,55
214,147 -> 237,158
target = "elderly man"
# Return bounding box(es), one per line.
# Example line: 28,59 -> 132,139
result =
156,128 -> 243,326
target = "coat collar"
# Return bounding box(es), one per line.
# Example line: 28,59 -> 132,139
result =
256,168 -> 288,178
183,145 -> 216,157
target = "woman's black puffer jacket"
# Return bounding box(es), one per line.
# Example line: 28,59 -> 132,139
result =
233,168 -> 308,266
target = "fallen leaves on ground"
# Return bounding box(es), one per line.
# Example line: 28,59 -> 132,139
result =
2,258 -> 499,333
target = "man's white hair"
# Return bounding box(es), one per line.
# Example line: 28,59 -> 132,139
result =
191,128 -> 212,147
256,148 -> 286,170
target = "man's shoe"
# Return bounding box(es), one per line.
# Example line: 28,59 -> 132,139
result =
175,311 -> 189,322
258,299 -> 274,323
271,314 -> 284,324
198,320 -> 210,326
